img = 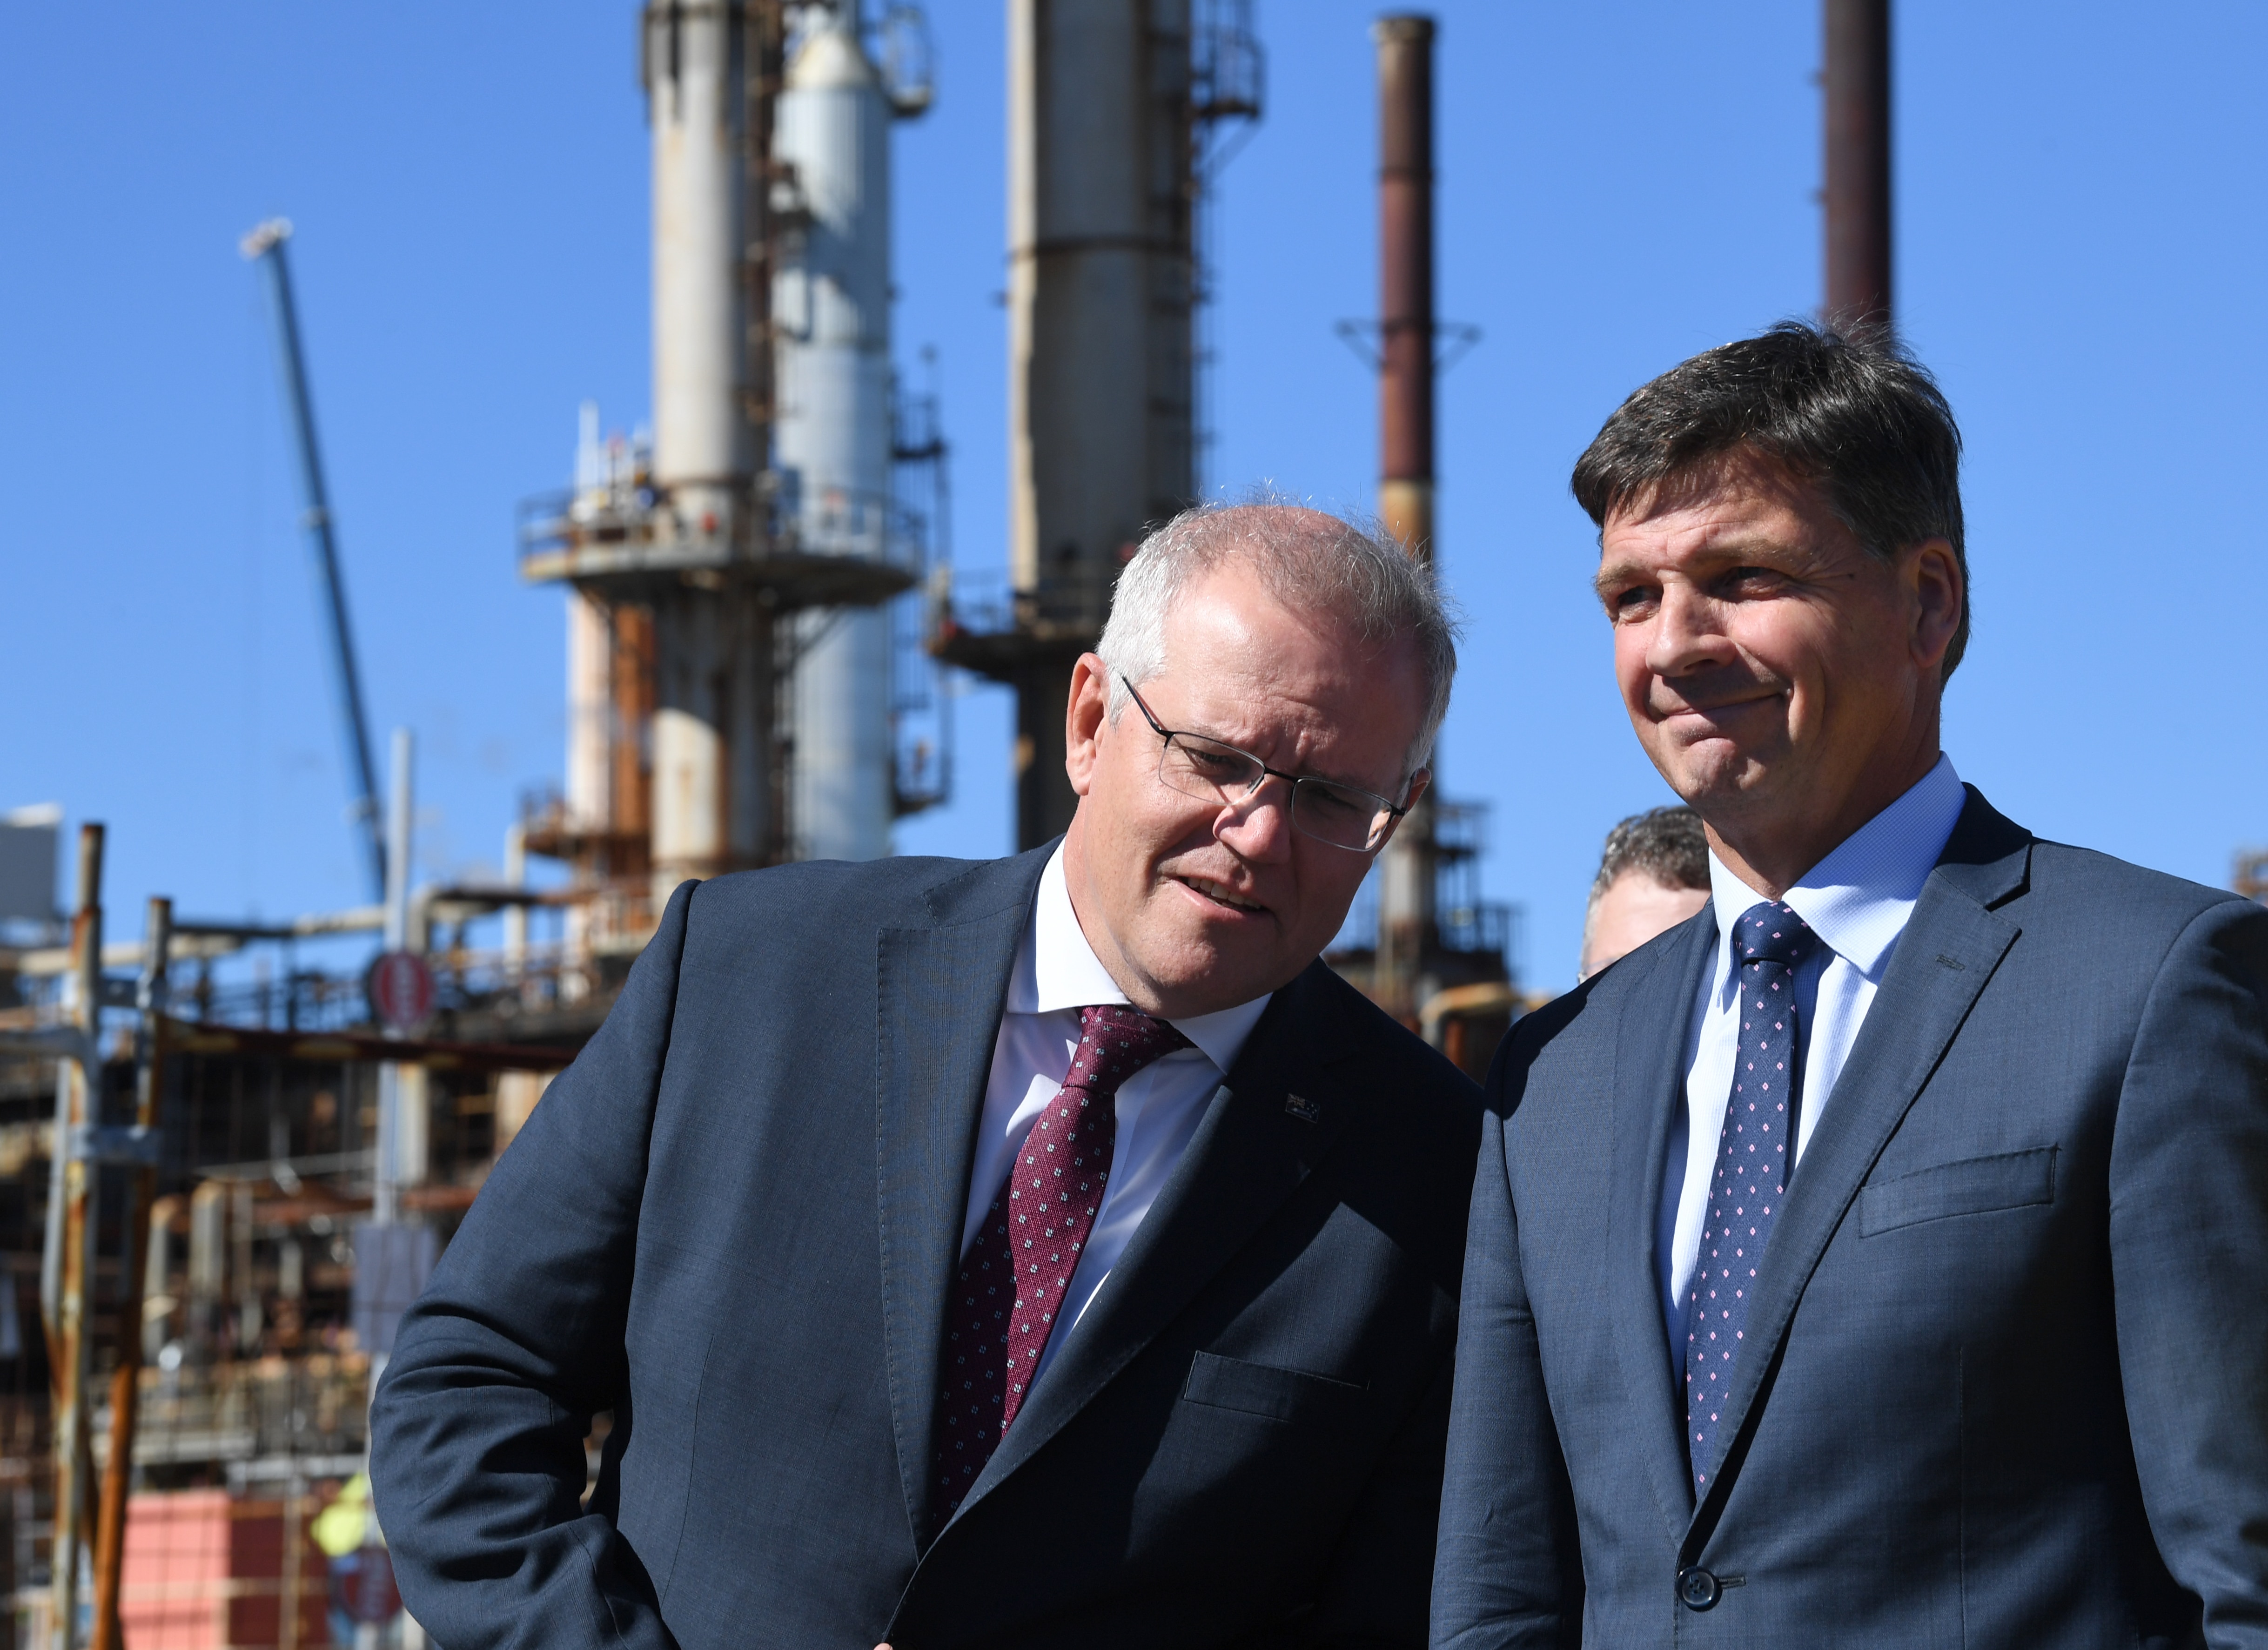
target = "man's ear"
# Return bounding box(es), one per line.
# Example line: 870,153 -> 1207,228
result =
1064,653 -> 1112,799
1906,537 -> 1963,679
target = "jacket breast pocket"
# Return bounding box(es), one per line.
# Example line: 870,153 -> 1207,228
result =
1859,1145 -> 2057,1237
1181,1351 -> 1368,1425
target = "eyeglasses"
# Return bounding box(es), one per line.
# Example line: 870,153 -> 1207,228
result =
1120,677 -> 1409,854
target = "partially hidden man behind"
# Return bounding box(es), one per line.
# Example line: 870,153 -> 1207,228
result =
371,504 -> 1483,1650
1433,324 -> 2268,1647
1577,807 -> 1709,982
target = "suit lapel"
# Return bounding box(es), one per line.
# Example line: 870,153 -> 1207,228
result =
1604,914 -> 1720,1542
874,850 -> 1051,1549
951,963 -> 1362,1515
1695,792 -> 2029,1525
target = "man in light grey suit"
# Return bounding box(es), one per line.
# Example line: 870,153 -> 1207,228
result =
1433,322 -> 2268,1647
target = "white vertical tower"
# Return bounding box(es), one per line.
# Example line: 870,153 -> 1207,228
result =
776,8 -> 896,861
644,0 -> 773,897
517,2 -> 925,939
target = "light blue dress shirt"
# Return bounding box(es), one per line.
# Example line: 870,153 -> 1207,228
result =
1657,754 -> 1970,1365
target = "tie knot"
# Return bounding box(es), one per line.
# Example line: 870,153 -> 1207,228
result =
1733,900 -> 1818,970
1063,1004 -> 1192,1096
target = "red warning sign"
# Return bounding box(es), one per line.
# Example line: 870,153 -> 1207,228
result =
365,950 -> 436,1031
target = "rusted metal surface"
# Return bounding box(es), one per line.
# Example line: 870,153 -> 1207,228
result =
90,896 -> 171,1650
48,823 -> 104,1649
1374,13 -> 1436,562
1369,16 -> 1438,1025
611,601 -> 657,847
1823,0 -> 1892,323
162,1017 -> 578,1073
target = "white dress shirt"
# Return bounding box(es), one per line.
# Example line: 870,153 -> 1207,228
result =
961,846 -> 1273,1381
1657,754 -> 1969,1364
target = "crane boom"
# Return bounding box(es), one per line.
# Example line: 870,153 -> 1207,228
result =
241,219 -> 387,901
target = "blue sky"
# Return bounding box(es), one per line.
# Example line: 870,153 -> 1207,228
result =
6,1 -> 2264,990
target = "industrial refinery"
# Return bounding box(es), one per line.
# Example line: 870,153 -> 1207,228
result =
12,0 -> 2242,1646
0,6 -> 1521,1643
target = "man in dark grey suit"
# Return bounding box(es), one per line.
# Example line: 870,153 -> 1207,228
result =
372,503 -> 1481,1649
1433,323 -> 2268,1647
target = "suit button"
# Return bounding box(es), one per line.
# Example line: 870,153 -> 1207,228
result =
1677,1566 -> 1722,1611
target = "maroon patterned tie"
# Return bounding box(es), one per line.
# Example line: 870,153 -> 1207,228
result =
930,1003 -> 1192,1528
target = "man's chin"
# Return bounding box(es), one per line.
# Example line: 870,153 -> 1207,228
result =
1651,734 -> 1786,811
1131,935 -> 1288,1018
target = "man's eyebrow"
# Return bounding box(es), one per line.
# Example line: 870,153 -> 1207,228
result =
1593,533 -> 1800,600
1593,557 -> 1650,600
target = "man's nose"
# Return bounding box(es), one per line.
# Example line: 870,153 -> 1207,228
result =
1644,585 -> 1731,678
1215,774 -> 1296,862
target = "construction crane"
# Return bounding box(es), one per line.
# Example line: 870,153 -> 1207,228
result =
241,218 -> 387,901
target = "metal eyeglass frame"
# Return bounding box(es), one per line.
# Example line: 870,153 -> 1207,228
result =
1119,675 -> 1409,855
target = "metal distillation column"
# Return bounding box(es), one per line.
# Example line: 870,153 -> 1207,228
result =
940,0 -> 1200,849
777,11 -> 898,861
646,0 -> 775,901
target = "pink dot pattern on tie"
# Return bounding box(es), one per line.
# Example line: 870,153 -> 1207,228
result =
1686,899 -> 1817,1495
929,1003 -> 1191,1529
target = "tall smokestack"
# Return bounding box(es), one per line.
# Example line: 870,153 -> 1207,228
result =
1374,14 -> 1435,563
1823,0 -> 1891,323
1371,13 -> 1436,1024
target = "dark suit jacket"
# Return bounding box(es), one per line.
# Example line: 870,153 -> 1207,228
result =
371,845 -> 1481,1650
1433,788 -> 2268,1649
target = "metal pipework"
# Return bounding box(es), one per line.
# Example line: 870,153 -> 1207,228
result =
90,897 -> 172,1650
376,728 -> 413,1226
241,221 -> 387,902
1373,14 -> 1436,563
46,823 -> 104,1650
1823,0 -> 1892,323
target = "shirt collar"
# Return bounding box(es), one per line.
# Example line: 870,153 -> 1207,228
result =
1007,844 -> 1275,1075
1706,753 -> 1968,982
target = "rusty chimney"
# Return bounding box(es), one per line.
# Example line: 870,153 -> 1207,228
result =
1369,13 -> 1437,1024
1374,13 -> 1436,562
1823,0 -> 1892,323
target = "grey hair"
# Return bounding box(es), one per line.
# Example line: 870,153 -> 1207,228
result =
1095,500 -> 1460,780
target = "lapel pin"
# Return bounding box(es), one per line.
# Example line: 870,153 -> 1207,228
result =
1284,1093 -> 1321,1124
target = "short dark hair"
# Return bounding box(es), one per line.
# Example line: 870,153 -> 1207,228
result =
1589,806 -> 1710,907
1571,319 -> 1970,679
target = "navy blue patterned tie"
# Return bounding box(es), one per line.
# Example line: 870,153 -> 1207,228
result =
1686,899 -> 1818,1494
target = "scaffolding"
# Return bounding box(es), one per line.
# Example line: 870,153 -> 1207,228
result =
0,822 -> 578,1650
